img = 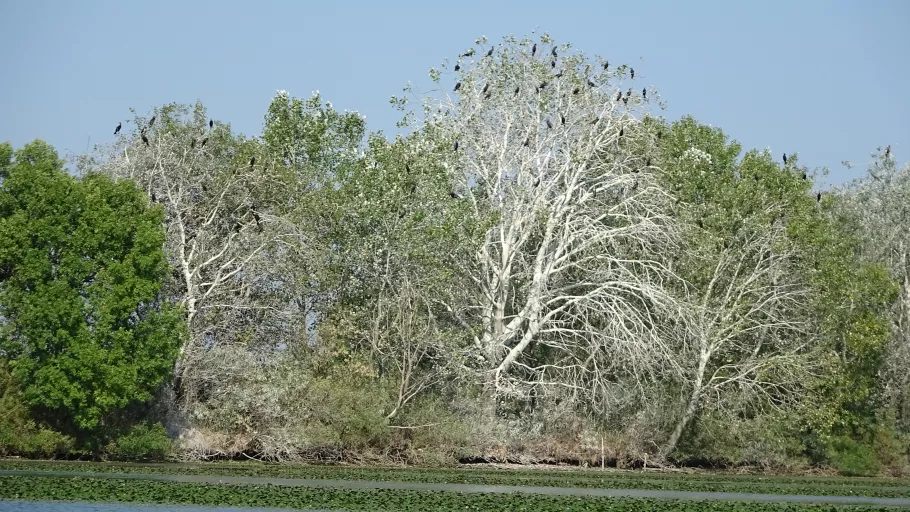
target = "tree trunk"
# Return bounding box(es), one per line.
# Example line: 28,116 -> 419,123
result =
663,353 -> 708,456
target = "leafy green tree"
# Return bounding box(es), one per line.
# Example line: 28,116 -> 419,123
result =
0,140 -> 183,442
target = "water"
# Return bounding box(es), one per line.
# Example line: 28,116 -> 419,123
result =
0,502 -> 330,512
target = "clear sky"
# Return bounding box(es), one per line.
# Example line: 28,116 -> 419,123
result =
2,0 -> 907,187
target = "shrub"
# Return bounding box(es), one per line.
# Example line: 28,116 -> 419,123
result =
828,436 -> 882,476
106,422 -> 173,461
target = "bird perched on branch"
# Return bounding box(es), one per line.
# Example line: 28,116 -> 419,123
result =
460,49 -> 475,58
630,68 -> 635,79
141,131 -> 149,147
532,43 -> 537,56
114,122 -> 121,135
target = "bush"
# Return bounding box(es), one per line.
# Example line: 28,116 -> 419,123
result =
106,423 -> 173,461
828,436 -> 882,476
0,360 -> 75,458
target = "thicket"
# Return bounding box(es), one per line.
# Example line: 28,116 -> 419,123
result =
1,33 -> 907,473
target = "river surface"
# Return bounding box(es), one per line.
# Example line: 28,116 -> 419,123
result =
3,469 -> 910,508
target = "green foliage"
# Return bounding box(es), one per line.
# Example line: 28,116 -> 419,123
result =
105,422 -> 172,461
0,140 -> 183,442
0,361 -> 75,457
828,436 -> 883,477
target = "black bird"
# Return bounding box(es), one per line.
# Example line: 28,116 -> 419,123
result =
551,47 -> 558,57
410,183 -> 417,194
449,191 -> 461,199
191,139 -> 196,149
202,183 -> 208,193
454,82 -> 462,92
148,116 -> 156,127
533,176 -> 540,187
201,138 -> 208,148
817,192 -> 822,203
585,64 -> 591,76
532,43 -> 537,56
114,122 -> 121,135
591,117 -> 599,125
642,88 -> 647,99
249,156 -> 256,169
630,68 -> 635,79
803,172 -> 808,180
783,153 -> 788,164
524,137 -> 530,147
486,48 -> 494,57
141,131 -> 150,147
484,92 -> 492,100
554,71 -> 563,78
539,81 -> 547,89
454,141 -> 459,151
622,97 -> 628,106
546,119 -> 553,129
619,127 -> 624,137
754,174 -> 759,181
209,119 -> 214,129
885,145 -> 891,157
573,87 -> 580,95
482,83 -> 489,94
560,113 -> 566,125
151,193 -> 157,202
514,86 -> 520,95
646,157 -> 651,167
405,163 -> 411,174
460,49 -> 475,57
588,80 -> 595,87
454,64 -> 460,71
551,60 -> 556,68
603,61 -> 609,71
616,91 -> 622,101
657,130 -> 663,140
626,88 -> 632,97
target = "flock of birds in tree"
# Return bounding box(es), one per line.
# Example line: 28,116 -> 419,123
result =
448,42 -> 827,206
113,116 -> 257,172
112,115 -> 262,231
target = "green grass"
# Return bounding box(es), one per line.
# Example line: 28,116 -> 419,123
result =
2,460 -> 909,499
0,475 -> 904,512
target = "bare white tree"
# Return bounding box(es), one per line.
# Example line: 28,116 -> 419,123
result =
663,215 -> 814,454
837,149 -> 910,428
400,34 -> 683,409
92,103 -> 305,399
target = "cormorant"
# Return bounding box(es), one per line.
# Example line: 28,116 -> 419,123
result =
524,137 -> 530,147
151,193 -> 156,202
484,92 -> 491,100
460,49 -> 475,58
616,91 -> 622,101
803,172 -> 807,180
191,139 -> 196,149
561,113 -> 566,125
482,83 -> 489,93
539,81 -> 547,89
657,130 -> 663,140
783,153 -> 788,164
642,88 -> 647,99
630,68 -> 635,79
148,116 -> 155,127
588,80 -> 595,87
817,192 -> 822,203
532,43 -> 537,56
885,145 -> 891,157
114,122 -> 121,135
201,138 -> 208,148
627,88 -> 632,97
551,60 -> 556,68
454,82 -> 462,92
249,156 -> 256,169
551,47 -> 558,57
449,191 -> 461,199
209,119 -> 214,129
533,176 -> 540,187
619,127 -> 624,137
486,48 -> 494,57
546,119 -> 553,129
454,141 -> 459,151
622,97 -> 628,105
573,87 -> 580,95
514,86 -> 520,95
141,131 -> 150,147
646,157 -> 651,167
604,61 -> 609,70
454,64 -> 460,71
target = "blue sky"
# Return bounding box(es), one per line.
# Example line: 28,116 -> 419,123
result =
2,0 -> 907,187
